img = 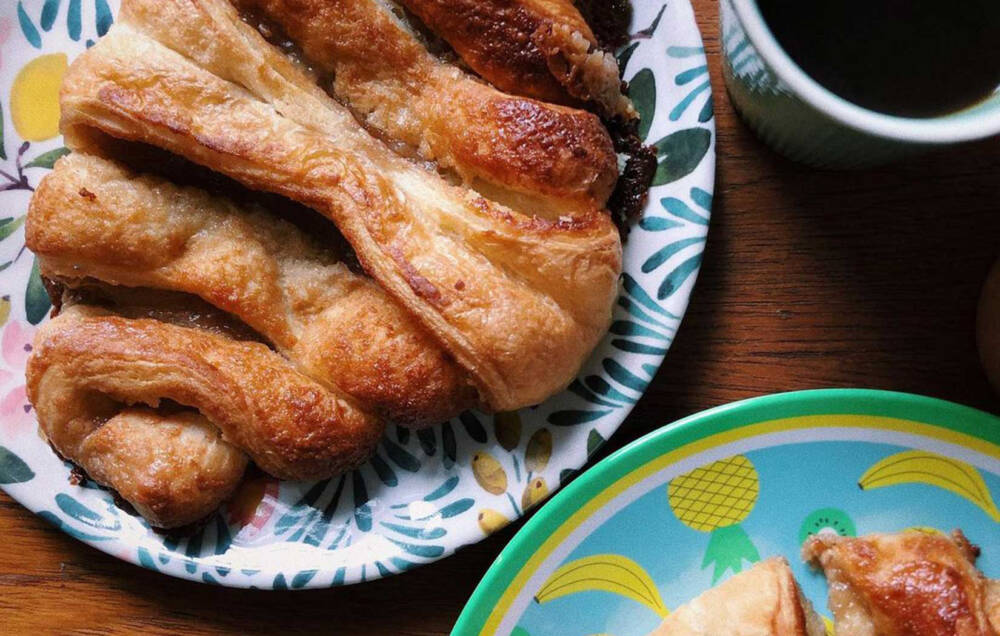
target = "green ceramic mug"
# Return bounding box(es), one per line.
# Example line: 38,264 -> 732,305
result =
721,0 -> 1000,168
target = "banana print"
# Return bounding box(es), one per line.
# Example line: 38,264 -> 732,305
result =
534,553 -> 669,618
859,450 -> 1000,522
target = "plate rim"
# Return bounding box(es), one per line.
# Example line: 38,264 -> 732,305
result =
453,388 -> 1000,634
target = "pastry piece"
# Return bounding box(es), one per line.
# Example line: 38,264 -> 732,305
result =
804,530 -> 1000,635
69,407 -> 248,529
27,152 -> 477,425
234,0 -> 618,215
28,303 -> 383,483
397,0 -> 636,120
649,557 -> 826,635
59,0 -> 622,411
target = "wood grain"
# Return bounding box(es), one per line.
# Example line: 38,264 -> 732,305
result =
2,1 -> 998,632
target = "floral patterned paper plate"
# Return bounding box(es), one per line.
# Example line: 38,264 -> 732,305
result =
454,389 -> 1000,635
0,0 -> 714,588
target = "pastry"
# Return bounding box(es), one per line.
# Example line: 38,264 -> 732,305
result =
28,152 -> 476,425
28,301 -> 383,527
396,0 -> 636,120
24,0 -> 642,527
59,0 -> 623,410
804,530 -> 1000,635
234,0 -> 619,215
649,557 -> 826,635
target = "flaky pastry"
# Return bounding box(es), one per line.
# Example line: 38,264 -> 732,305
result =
59,0 -> 622,410
28,303 -> 383,526
804,530 -> 1000,635
28,152 -> 476,424
649,557 -> 826,636
397,0 -> 635,120
235,0 -> 618,215
25,0 -> 634,528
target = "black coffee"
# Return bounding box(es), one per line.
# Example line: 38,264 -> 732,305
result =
756,0 -> 1000,118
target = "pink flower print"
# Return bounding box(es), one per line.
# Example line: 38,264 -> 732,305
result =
2,320 -> 36,372
0,321 -> 38,440
0,18 -> 11,71
0,384 -> 34,439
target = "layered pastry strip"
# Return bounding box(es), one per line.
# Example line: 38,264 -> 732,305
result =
233,0 -> 618,215
27,152 -> 477,425
649,558 -> 826,636
804,530 -> 1000,635
59,0 -> 622,411
28,302 -> 383,527
397,0 -> 636,121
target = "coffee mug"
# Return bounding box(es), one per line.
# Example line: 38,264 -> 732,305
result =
720,0 -> 1000,168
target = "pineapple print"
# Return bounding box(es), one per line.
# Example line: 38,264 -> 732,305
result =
668,455 -> 761,583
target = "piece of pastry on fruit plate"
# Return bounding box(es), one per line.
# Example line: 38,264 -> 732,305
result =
649,557 -> 826,636
804,529 -> 1000,636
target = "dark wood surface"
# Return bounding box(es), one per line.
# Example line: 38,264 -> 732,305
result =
2,1 -> 999,633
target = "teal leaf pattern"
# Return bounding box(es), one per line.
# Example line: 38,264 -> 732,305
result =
0,216 -> 26,242
643,189 -> 712,299
291,569 -> 318,588
67,0 -> 82,40
667,46 -> 714,122
383,438 -> 420,472
396,426 -> 410,445
95,0 -> 113,36
652,128 -> 712,186
37,511 -> 112,541
587,430 -> 606,456
616,42 -> 639,74
24,147 -> 70,169
629,69 -> 656,140
370,452 -> 398,486
417,427 -> 436,456
137,547 -> 157,571
41,0 -> 61,31
442,422 -> 457,469
17,3 -> 42,48
352,471 -> 372,532
0,447 -> 34,483
460,412 -> 488,443
25,257 -> 52,324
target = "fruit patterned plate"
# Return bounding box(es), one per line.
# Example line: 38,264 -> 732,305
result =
0,1 -> 715,587
454,389 -> 1000,635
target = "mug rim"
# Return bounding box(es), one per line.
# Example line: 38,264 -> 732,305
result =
731,0 -> 1000,144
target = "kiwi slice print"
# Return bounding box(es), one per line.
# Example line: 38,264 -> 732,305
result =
798,508 -> 857,544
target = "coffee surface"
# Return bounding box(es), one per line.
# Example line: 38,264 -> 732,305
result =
756,0 -> 1000,118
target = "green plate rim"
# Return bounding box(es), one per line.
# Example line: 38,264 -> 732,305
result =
452,388 -> 1000,634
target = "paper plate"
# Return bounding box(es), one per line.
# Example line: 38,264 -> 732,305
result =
455,389 -> 1000,634
0,1 -> 714,587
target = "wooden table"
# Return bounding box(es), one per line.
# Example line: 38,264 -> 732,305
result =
2,1 -> 999,633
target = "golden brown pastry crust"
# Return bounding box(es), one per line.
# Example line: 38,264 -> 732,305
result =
397,0 -> 636,120
60,0 -> 622,411
234,0 -> 617,214
75,407 -> 248,528
804,530 -> 1000,636
649,557 -> 826,636
28,305 -> 383,482
27,152 -> 476,425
